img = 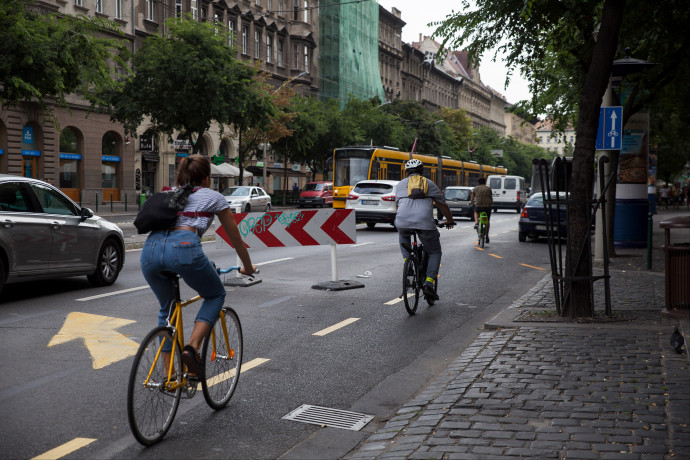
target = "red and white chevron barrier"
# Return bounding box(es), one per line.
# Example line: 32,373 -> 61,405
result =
216,209 -> 357,248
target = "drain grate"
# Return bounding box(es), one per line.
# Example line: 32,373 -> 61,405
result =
282,404 -> 373,431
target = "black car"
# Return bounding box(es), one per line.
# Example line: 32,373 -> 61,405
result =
518,192 -> 568,242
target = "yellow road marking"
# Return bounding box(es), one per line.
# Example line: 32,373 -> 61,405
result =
31,438 -> 96,460
520,263 -> 547,270
475,247 -> 485,251
313,318 -> 360,336
48,312 -> 138,369
199,357 -> 270,390
489,254 -> 503,258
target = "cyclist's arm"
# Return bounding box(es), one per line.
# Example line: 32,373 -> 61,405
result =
434,201 -> 455,226
217,208 -> 256,275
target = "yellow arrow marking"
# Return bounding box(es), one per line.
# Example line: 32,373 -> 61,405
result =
31,438 -> 96,460
48,312 -> 138,369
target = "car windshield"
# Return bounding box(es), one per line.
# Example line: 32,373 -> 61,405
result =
305,183 -> 324,191
444,189 -> 471,200
222,187 -> 250,197
353,183 -> 393,194
528,192 -> 568,206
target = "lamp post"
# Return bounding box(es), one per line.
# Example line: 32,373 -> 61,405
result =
434,120 -> 445,190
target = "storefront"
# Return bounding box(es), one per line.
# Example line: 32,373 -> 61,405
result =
21,125 -> 41,179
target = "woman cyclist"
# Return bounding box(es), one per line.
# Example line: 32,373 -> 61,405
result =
140,154 -> 255,377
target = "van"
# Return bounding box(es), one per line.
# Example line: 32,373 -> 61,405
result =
298,181 -> 333,208
487,175 -> 528,213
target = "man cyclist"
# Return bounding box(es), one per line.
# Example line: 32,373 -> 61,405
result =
471,177 -> 493,243
395,159 -> 455,301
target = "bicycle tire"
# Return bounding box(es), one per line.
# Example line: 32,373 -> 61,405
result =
127,327 -> 182,446
479,224 -> 486,248
201,307 -> 243,410
403,257 -> 420,315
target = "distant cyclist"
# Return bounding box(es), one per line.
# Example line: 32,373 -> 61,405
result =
395,159 -> 455,301
471,177 -> 493,243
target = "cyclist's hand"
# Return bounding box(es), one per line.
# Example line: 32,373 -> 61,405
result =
445,220 -> 456,229
240,264 -> 257,276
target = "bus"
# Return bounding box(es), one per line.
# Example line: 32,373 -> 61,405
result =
331,146 -> 508,208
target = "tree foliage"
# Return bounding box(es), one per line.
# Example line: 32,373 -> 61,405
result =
0,0 -> 129,112
104,16 -> 275,154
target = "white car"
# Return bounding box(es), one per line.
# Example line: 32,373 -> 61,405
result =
221,186 -> 271,213
345,180 -> 400,228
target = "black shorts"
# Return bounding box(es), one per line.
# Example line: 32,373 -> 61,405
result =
475,207 -> 492,219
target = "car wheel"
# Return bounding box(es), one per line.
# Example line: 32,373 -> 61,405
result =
265,203 -> 271,212
366,223 -> 376,229
518,231 -> 527,242
87,238 -> 122,286
516,204 -> 521,213
244,203 -> 251,213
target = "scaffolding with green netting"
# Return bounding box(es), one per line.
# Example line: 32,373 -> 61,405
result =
319,0 -> 386,107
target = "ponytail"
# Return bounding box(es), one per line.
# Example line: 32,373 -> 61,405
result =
175,154 -> 211,187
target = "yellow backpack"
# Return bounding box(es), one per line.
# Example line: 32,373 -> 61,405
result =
407,175 -> 428,199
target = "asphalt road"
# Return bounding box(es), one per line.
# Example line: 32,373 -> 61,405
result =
0,211 -> 553,459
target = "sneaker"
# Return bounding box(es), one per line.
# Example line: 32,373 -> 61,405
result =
473,223 -> 478,230
485,236 -> 490,243
182,345 -> 204,379
423,283 -> 439,301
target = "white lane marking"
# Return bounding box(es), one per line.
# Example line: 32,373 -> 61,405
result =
198,357 -> 270,390
384,293 -> 413,305
256,257 -> 293,266
76,285 -> 149,301
313,318 -> 360,336
350,242 -> 374,248
31,438 -> 96,460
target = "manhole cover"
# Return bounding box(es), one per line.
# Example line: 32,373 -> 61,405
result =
282,404 -> 373,431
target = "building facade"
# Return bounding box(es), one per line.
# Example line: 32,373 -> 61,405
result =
535,119 -> 576,156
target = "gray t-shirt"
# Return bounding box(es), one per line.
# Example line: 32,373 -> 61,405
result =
394,175 -> 445,230
175,187 -> 229,235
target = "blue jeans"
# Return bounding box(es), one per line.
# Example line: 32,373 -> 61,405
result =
140,230 -> 226,336
397,227 -> 442,284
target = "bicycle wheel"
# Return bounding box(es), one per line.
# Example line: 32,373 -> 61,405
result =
403,257 -> 420,315
479,224 -> 486,248
201,307 -> 243,410
127,327 -> 182,446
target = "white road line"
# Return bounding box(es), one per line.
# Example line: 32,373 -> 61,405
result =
350,242 -> 374,248
384,293 -> 412,305
313,318 -> 360,336
256,257 -> 293,266
76,286 -> 149,302
199,357 -> 270,390
31,438 -> 96,460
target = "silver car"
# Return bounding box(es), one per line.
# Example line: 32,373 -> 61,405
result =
0,175 -> 125,296
221,186 -> 272,213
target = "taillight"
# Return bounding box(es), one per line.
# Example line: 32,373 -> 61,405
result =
346,194 -> 358,200
520,208 -> 529,218
382,195 -> 396,202
517,191 -> 521,199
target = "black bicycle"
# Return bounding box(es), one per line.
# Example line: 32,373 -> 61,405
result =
400,220 -> 450,314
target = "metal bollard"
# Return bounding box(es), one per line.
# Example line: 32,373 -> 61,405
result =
125,193 -> 128,212
647,213 -> 653,270
110,193 -> 113,212
79,191 -> 82,207
95,193 -> 98,213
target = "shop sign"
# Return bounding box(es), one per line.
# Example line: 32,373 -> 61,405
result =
176,152 -> 189,158
0,149 -> 4,155
59,153 -> 82,160
257,161 -> 264,167
139,137 -> 153,151
22,149 -> 41,156
174,140 -> 192,150
102,155 -> 121,162
142,153 -> 159,163
292,164 -> 300,171
273,162 -> 283,168
23,127 -> 34,143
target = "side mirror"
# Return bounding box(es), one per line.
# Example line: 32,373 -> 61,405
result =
80,207 -> 94,222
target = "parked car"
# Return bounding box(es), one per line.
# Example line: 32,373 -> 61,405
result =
488,174 -> 528,212
345,180 -> 399,228
518,192 -> 569,242
443,186 -> 475,221
221,185 -> 271,213
0,175 -> 125,295
299,181 -> 333,208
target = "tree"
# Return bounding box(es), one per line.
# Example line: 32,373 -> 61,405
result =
0,0 -> 129,114
104,17 -> 275,160
434,0 -> 626,317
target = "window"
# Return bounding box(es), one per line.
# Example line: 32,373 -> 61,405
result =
268,0 -> 272,9
293,0 -> 299,20
255,31 -> 261,59
115,0 -> 122,19
303,0 -> 308,22
242,26 -> 248,54
303,45 -> 309,72
74,0 -> 82,7
278,39 -> 284,66
266,35 -> 273,63
294,44 -> 299,69
96,0 -> 102,13
146,0 -> 154,21
256,0 -> 261,5
191,0 -> 198,19
175,0 -> 183,18
228,19 -> 235,46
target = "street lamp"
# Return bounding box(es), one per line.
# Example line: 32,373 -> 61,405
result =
434,120 -> 445,190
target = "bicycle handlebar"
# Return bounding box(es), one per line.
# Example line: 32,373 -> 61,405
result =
434,219 -> 455,229
216,266 -> 260,276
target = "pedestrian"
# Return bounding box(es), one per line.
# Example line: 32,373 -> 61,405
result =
660,187 -> 668,209
292,182 -> 299,202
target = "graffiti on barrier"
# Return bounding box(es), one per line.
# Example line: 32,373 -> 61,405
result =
238,211 -> 304,238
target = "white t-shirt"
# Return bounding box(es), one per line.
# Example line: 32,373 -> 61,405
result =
175,187 -> 229,235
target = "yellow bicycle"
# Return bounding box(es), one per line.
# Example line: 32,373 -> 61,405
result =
127,265 -> 250,445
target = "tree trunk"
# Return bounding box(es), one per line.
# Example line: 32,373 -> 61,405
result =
564,0 -> 626,318
238,128 -> 244,186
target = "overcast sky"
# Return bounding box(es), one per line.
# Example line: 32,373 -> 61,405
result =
377,0 -> 532,105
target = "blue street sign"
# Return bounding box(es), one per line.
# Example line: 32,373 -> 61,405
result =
596,106 -> 623,150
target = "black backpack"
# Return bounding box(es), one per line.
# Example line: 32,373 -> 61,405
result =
134,185 -> 212,234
